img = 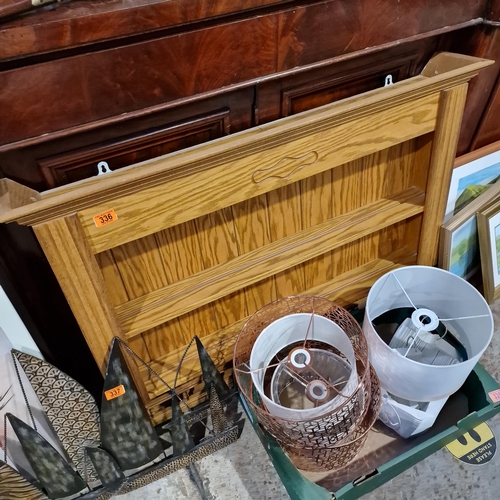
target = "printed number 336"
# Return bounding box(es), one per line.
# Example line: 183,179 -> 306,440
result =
99,212 -> 114,224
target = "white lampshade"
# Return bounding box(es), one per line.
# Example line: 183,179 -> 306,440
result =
363,266 -> 493,402
249,313 -> 358,420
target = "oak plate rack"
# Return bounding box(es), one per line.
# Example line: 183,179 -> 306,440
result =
0,52 -> 492,424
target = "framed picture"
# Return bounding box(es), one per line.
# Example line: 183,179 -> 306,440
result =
439,180 -> 500,279
444,140 -> 500,223
478,197 -> 500,304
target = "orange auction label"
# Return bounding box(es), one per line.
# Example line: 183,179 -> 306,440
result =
93,209 -> 118,228
105,384 -> 125,401
489,389 -> 500,403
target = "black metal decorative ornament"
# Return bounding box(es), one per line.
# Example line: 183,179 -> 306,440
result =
1,336 -> 241,499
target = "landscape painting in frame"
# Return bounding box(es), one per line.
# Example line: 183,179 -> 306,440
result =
496,223 -> 500,274
444,149 -> 500,222
479,203 -> 500,303
449,216 -> 479,279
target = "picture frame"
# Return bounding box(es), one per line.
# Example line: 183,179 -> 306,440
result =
444,140 -> 500,223
439,180 -> 500,279
477,197 -> 500,304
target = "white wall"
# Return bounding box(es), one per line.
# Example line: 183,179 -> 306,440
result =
0,284 -> 42,358
0,284 -> 65,475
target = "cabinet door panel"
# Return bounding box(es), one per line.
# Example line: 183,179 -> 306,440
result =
0,88 -> 253,190
38,110 -> 230,188
255,41 -> 438,125
281,55 -> 415,117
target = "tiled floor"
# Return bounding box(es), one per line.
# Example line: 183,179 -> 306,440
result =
120,300 -> 500,500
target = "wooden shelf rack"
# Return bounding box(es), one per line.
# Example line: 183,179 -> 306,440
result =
0,52 -> 492,423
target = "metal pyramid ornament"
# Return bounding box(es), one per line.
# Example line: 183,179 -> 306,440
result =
12,350 -> 100,483
0,460 -> 48,500
2,337 -> 242,500
195,336 -> 231,400
6,413 -> 87,499
170,391 -> 195,456
100,339 -> 163,471
209,384 -> 229,435
85,448 -> 124,487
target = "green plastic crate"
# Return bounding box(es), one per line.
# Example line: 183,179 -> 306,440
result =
241,363 -> 500,500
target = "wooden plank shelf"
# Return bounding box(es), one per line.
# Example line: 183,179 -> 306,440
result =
142,251 -> 415,391
117,187 -> 424,338
143,250 -> 417,422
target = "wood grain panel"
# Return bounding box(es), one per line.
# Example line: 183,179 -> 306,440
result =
276,1 -> 485,71
231,194 -> 277,314
0,16 -> 277,145
378,220 -> 407,258
359,149 -> 391,261
143,220 -> 218,361
117,187 -> 425,336
267,182 -> 305,296
384,140 -> 416,196
404,135 -> 433,258
300,171 -> 333,289
95,251 -> 129,306
402,215 -> 423,257
78,92 -> 440,253
155,220 -> 219,336
332,159 -> 363,276
95,250 -> 151,362
110,235 -> 189,360
111,236 -> 166,296
0,0 -> 484,61
372,140 -> 421,258
0,0 -> 287,59
332,160 -> 362,217
194,208 -> 248,329
306,246 -> 417,304
411,133 -> 434,191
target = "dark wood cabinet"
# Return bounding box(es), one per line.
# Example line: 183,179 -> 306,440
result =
38,109 -> 232,188
2,0 -> 500,394
1,1 -> 499,189
0,87 -> 253,190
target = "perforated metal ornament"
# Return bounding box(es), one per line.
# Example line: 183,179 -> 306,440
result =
234,296 -> 380,472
